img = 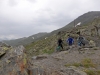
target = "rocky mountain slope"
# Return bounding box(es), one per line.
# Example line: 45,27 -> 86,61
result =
0,41 -> 100,75
3,11 -> 100,46
25,16 -> 100,56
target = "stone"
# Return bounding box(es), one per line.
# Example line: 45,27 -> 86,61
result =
36,54 -> 48,60
32,56 -> 37,60
64,67 -> 87,75
14,45 -> 25,56
0,51 -> 6,59
89,40 -> 96,47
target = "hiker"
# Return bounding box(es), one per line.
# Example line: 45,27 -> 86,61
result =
57,38 -> 63,49
77,35 -> 85,46
67,35 -> 74,47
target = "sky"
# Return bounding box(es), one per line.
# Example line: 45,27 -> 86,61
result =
0,0 -> 100,40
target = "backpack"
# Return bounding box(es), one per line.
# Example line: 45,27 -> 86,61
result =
56,46 -> 61,51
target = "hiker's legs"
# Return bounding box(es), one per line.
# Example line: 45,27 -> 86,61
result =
68,43 -> 73,52
82,42 -> 85,46
78,42 -> 81,46
60,44 -> 63,49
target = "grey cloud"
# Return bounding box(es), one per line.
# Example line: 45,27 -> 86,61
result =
0,0 -> 100,40
32,14 -> 72,28
32,8 -> 73,27
27,0 -> 36,3
8,0 -> 18,6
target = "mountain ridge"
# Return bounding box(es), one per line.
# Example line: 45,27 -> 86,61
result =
3,11 -> 100,46
3,32 -> 48,46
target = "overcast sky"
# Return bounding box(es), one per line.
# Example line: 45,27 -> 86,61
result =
0,0 -> 100,40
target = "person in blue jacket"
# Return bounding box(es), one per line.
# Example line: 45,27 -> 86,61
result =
67,35 -> 74,46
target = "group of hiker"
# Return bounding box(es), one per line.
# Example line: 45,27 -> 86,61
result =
57,34 -> 85,51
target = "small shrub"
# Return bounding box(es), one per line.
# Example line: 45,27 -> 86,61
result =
84,70 -> 100,75
81,58 -> 96,68
84,70 -> 95,75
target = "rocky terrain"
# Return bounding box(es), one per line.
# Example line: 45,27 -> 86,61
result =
0,42 -> 100,75
25,17 -> 100,56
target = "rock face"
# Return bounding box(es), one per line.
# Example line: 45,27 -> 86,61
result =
0,44 -> 29,75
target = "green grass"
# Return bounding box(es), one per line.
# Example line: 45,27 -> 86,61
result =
65,58 -> 96,68
65,63 -> 81,67
84,70 -> 100,75
84,70 -> 95,75
42,49 -> 54,54
81,58 -> 96,68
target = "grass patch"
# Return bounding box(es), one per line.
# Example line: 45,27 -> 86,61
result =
93,47 -> 99,50
72,63 -> 81,67
81,58 -> 96,68
84,70 -> 100,75
65,63 -> 81,67
84,70 -> 95,75
65,58 -> 96,68
65,64 -> 72,67
42,49 -> 54,54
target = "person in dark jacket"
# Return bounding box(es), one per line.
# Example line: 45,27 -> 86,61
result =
77,35 -> 85,46
57,38 -> 63,49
